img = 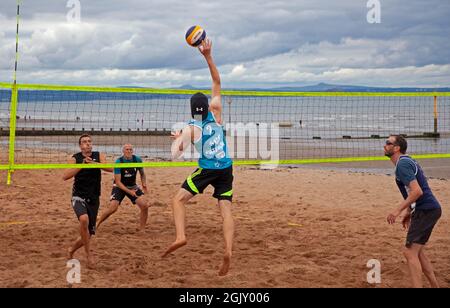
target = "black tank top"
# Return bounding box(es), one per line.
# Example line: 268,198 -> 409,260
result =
72,152 -> 102,199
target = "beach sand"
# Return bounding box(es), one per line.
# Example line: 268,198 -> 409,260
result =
0,165 -> 449,288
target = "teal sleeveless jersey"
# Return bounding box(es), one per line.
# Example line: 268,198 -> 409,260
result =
188,111 -> 233,170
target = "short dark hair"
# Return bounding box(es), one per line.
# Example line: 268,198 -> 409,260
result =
78,134 -> 92,145
391,134 -> 407,154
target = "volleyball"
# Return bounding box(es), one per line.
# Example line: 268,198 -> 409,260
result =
185,25 -> 206,47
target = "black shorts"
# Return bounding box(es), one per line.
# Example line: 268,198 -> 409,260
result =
72,196 -> 100,235
406,207 -> 442,248
182,166 -> 233,201
110,185 -> 144,205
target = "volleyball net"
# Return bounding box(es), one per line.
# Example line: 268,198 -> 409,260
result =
1,82 -> 450,183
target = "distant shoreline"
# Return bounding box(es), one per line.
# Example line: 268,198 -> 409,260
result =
0,128 -> 171,137
0,127 -> 446,139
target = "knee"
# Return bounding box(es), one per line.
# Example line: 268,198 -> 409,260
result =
110,203 -> 119,213
220,210 -> 233,223
403,248 -> 418,261
79,215 -> 89,227
140,201 -> 150,210
219,202 -> 233,217
173,194 -> 187,205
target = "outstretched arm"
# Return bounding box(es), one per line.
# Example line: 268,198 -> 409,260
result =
198,39 -> 222,124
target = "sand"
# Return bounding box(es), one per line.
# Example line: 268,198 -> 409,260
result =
0,165 -> 449,288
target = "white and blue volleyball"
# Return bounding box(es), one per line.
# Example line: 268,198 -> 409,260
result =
185,25 -> 206,47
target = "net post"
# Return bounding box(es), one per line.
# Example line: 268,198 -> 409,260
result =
7,0 -> 21,185
7,169 -> 13,185
7,83 -> 18,185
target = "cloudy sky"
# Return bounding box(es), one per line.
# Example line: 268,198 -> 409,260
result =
0,0 -> 449,88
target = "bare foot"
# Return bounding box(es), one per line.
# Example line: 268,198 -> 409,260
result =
218,253 -> 231,276
87,255 -> 95,269
162,239 -> 187,258
67,247 -> 74,260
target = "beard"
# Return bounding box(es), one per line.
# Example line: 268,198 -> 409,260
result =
384,151 -> 393,157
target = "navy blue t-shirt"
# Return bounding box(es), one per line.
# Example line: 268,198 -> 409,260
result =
395,156 -> 441,210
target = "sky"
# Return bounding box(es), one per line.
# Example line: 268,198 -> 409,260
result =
0,0 -> 449,88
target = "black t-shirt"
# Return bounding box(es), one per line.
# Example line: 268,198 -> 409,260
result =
115,155 -> 141,188
72,152 -> 102,199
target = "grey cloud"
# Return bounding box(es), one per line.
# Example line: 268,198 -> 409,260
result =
0,0 -> 449,87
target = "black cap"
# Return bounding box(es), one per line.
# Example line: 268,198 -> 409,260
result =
190,92 -> 209,121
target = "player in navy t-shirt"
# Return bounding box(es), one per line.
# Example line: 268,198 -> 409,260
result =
385,135 -> 441,288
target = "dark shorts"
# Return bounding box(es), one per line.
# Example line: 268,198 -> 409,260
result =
72,196 -> 100,235
110,185 -> 144,205
406,207 -> 442,248
182,166 -> 233,201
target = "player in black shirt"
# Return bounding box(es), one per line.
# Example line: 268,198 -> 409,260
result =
96,144 -> 150,231
63,134 -> 112,268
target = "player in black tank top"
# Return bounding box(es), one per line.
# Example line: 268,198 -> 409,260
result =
63,135 -> 112,269
72,151 -> 102,199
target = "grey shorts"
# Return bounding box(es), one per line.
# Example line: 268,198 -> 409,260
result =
406,208 -> 442,248
110,185 -> 144,205
72,196 -> 100,235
